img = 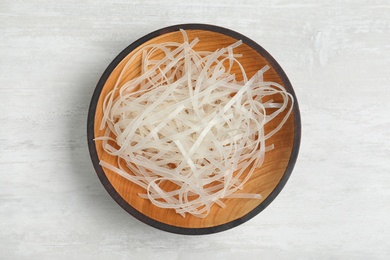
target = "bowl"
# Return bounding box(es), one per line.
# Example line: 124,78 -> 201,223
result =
87,24 -> 301,235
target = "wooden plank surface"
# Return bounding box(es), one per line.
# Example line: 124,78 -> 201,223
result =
1,0 -> 389,259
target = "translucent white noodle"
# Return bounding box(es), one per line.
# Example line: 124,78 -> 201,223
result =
97,30 -> 293,218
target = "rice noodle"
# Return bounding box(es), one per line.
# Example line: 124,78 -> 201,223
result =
96,30 -> 293,218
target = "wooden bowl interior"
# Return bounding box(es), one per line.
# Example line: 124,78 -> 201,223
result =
94,29 -> 295,228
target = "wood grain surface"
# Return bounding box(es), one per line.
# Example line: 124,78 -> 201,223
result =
1,0 -> 389,259
92,28 -> 297,230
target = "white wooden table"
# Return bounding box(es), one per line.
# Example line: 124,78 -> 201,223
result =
1,1 -> 389,259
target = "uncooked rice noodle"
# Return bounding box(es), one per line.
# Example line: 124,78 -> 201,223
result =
96,30 -> 293,218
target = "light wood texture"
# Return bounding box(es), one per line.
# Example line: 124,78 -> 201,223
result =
1,0 -> 389,258
93,29 -> 296,229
